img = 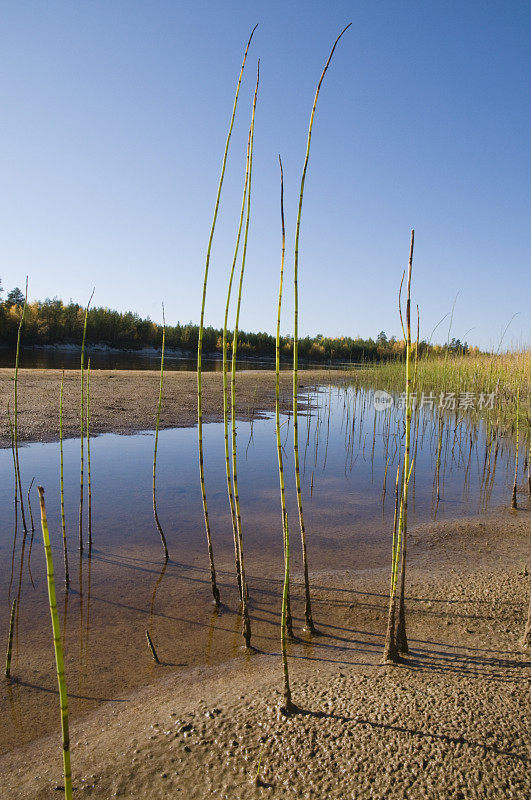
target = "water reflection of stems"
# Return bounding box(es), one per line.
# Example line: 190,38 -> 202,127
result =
79,288 -> 94,553
27,478 -> 36,589
153,307 -> 169,560
37,486 -> 73,800
59,371 -> 70,588
197,26 -> 257,609
4,599 -> 16,679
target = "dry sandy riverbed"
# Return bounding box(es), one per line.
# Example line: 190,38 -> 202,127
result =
1,506 -> 529,800
0,368 -> 349,448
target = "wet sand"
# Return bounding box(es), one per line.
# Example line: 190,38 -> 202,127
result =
1,506 -> 529,799
0,368 -> 349,448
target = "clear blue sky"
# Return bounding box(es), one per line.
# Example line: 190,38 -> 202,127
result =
1,1 -> 529,349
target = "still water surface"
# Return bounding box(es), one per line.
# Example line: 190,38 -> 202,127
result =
0,385 -> 516,752
0,348 -> 354,371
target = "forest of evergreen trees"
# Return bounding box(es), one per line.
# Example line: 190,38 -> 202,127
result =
0,283 -> 472,363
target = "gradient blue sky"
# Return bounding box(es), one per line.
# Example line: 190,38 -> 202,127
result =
1,1 -> 529,349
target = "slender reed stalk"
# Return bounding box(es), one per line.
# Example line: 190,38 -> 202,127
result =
527,444 -> 531,497
86,359 -> 92,550
511,387 -> 519,509
59,371 -> 70,588
395,230 -> 415,655
222,141 -> 251,600
231,61 -> 259,648
197,25 -> 257,608
280,509 -> 295,712
13,278 -> 28,533
254,742 -> 266,787
79,289 -> 95,552
37,487 -> 72,800
153,306 -> 169,560
146,630 -> 161,664
293,23 -> 351,633
521,593 -> 531,649
277,156 -> 295,709
383,464 -> 401,662
4,599 -> 16,679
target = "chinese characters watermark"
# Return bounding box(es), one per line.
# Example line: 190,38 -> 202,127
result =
373,390 -> 496,412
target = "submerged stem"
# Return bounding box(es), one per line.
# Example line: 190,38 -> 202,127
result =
153,306 -> 169,560
59,371 -> 70,589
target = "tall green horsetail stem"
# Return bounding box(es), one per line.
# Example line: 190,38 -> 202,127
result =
197,24 -> 257,607
293,23 -> 351,633
383,463 -> 401,663
4,599 -> 16,679
153,305 -> 169,560
384,230 -> 415,662
13,277 -> 29,533
230,60 -> 259,649
276,154 -> 294,643
79,288 -> 94,552
277,155 -> 295,710
38,487 -> 73,800
60,371 -> 70,588
222,113 -> 252,602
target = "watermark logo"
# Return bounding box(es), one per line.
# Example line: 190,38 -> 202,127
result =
374,390 -> 394,411
372,390 -> 497,412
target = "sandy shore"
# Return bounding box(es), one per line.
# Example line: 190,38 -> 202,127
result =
1,507 -> 529,799
0,368 -> 348,448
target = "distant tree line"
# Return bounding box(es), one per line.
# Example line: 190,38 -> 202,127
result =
0,282 -> 474,363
